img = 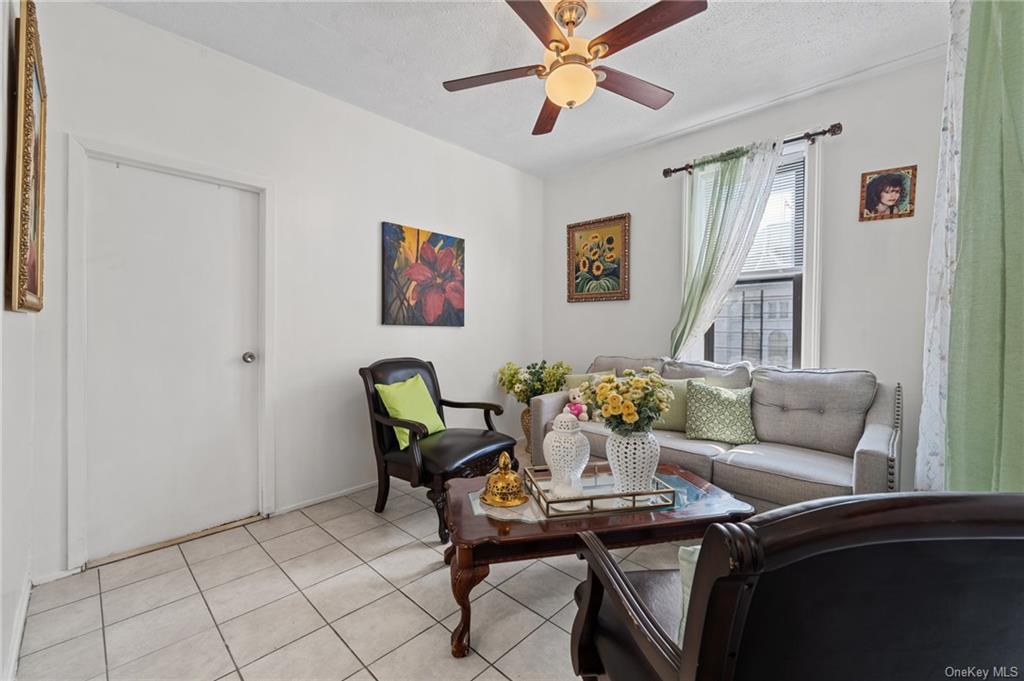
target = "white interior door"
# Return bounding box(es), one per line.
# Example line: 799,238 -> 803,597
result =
84,158 -> 260,561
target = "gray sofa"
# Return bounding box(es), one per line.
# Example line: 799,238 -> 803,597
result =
530,356 -> 902,511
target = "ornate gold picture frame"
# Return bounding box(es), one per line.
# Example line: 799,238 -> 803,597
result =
8,0 -> 47,311
567,213 -> 630,303
858,164 -> 916,222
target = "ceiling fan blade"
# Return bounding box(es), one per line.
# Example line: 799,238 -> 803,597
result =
594,66 -> 674,109
506,0 -> 569,50
532,98 -> 561,135
443,65 -> 542,92
589,0 -> 707,59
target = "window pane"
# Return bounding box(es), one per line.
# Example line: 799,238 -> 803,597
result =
710,279 -> 796,368
743,158 -> 804,274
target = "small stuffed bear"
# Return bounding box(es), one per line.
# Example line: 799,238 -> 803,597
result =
563,388 -> 590,421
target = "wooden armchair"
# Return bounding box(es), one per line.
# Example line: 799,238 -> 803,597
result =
572,492 -> 1024,681
359,357 -> 517,543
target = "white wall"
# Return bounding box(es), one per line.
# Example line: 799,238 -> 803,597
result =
26,3 -> 543,580
2,1 -> 38,675
542,57 -> 945,487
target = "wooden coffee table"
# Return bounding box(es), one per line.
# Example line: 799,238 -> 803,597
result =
442,463 -> 754,657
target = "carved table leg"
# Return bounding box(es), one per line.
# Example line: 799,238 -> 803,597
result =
443,544 -> 456,566
450,544 -> 488,658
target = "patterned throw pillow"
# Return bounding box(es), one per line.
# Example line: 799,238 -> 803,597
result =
686,383 -> 758,445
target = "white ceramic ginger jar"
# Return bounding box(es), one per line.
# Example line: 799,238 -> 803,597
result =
605,431 -> 660,494
543,414 -> 591,498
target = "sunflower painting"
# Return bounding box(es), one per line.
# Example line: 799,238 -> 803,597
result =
567,213 -> 630,303
382,222 -> 465,326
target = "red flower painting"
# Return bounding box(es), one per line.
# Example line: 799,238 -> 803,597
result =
382,223 -> 465,327
403,243 -> 465,324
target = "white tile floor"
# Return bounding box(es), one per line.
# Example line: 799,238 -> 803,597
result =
16,478 -> 689,681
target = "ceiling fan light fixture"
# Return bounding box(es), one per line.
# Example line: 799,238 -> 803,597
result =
545,61 -> 596,109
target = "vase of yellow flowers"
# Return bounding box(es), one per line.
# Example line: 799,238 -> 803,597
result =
497,360 -> 572,453
580,368 -> 673,494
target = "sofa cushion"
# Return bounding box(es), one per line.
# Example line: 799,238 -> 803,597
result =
548,421 -> 726,480
661,360 -> 752,389
564,370 -> 615,390
751,368 -> 877,456
655,378 -> 704,432
712,443 -> 853,506
686,384 -> 758,446
587,355 -> 665,376
656,430 -> 730,480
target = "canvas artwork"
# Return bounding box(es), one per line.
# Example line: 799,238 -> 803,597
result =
567,213 -> 630,303
382,222 -> 465,326
859,165 -> 917,221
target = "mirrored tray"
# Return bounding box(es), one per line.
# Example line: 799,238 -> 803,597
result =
523,462 -> 677,518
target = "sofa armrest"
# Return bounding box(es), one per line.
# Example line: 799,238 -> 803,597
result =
853,382 -> 902,493
529,391 -> 570,465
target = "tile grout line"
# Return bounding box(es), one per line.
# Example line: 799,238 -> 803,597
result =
301,502 -> 474,669
253,498 -> 574,670
20,587 -> 98,619
327,512 -> 554,670
177,543 -> 245,680
97,570 -> 111,681
238,524 -> 375,679
29,478 -> 583,678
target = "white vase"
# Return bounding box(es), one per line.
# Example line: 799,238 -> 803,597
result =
543,414 -> 591,498
605,431 -> 660,494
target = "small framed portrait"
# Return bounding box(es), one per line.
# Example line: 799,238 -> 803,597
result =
859,165 -> 916,222
8,0 -> 47,311
567,213 -> 630,303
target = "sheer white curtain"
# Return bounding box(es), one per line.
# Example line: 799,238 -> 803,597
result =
669,139 -> 783,358
916,0 -> 971,491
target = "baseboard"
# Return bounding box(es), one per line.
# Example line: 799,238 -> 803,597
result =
4,571 -> 31,681
271,480 -> 377,516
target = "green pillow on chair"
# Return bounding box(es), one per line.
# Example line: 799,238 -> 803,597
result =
374,374 -> 446,449
563,370 -> 615,390
685,383 -> 758,445
655,378 -> 705,432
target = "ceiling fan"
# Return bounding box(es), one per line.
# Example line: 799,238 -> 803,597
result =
443,0 -> 707,135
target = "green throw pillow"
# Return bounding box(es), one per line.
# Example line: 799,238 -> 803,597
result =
677,544 -> 701,645
374,374 -> 446,449
563,370 -> 615,390
655,378 -> 705,432
686,383 -> 758,445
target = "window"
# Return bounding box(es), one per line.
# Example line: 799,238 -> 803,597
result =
705,145 -> 806,368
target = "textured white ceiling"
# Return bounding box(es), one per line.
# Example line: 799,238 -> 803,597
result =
102,1 -> 948,176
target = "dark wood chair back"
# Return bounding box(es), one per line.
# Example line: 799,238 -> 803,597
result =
684,493 -> 1024,681
359,357 -> 445,454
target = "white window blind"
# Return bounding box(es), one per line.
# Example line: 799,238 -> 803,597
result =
742,156 -> 805,275
706,145 -> 807,368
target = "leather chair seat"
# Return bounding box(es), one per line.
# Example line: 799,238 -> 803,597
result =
574,569 -> 682,681
383,428 -> 517,475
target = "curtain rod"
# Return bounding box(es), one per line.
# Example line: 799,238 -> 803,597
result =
661,122 -> 843,178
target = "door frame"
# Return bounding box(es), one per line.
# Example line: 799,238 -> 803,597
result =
65,135 -> 277,569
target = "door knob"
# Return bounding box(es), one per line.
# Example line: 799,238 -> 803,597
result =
242,351 -> 257,364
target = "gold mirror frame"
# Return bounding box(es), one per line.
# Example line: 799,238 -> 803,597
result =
9,0 -> 47,312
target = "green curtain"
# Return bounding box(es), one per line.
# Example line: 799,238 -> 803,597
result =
670,151 -> 746,357
946,0 -> 1024,491
669,142 -> 781,358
